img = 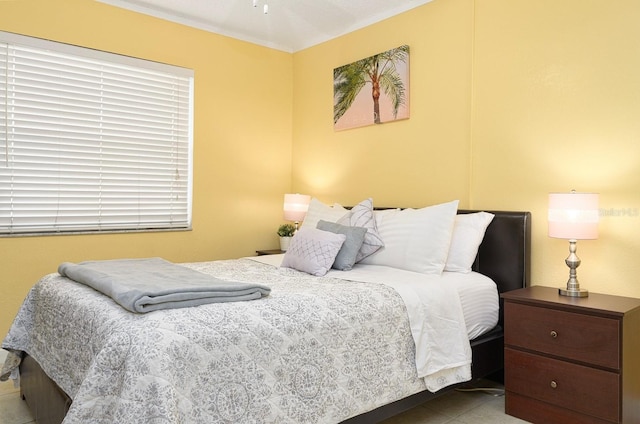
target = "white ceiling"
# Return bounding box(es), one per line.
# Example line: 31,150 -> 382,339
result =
98,0 -> 433,53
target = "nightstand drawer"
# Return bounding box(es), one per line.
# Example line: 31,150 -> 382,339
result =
505,302 -> 620,369
505,348 -> 620,422
506,392 -> 615,424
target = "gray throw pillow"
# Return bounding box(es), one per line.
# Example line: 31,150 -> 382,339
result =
316,220 -> 367,271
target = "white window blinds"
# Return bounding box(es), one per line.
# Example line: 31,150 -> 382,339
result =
0,32 -> 193,235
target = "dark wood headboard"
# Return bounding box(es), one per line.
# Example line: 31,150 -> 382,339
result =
460,210 -> 531,326
461,210 -> 531,293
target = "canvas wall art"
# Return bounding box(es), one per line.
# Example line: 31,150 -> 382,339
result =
333,45 -> 410,131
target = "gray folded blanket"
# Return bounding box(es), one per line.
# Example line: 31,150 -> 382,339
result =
58,258 -> 271,313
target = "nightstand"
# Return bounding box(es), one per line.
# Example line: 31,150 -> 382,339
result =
502,286 -> 640,423
255,249 -> 284,256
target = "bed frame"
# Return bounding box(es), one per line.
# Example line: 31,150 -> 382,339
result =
18,210 -> 531,424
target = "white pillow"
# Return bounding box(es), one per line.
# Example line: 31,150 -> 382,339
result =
300,198 -> 349,229
281,227 -> 346,276
360,200 -> 459,274
444,212 -> 495,273
337,198 -> 384,262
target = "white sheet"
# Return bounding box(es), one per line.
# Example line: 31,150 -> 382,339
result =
445,272 -> 500,340
250,254 -> 499,391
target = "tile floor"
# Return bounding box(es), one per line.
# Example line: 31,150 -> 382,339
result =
0,350 -> 529,424
380,384 -> 529,424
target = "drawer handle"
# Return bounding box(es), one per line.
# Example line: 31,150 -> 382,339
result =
550,330 -> 558,338
550,380 -> 558,389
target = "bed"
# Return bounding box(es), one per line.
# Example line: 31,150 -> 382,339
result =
1,206 -> 531,424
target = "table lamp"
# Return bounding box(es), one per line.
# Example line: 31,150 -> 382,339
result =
283,193 -> 310,231
548,191 -> 599,297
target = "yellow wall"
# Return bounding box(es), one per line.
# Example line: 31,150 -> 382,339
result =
292,0 -> 640,298
3,0 -> 640,338
471,0 -> 640,297
293,0 -> 474,207
0,0 -> 293,337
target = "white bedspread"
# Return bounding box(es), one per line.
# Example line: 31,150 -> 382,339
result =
2,257 -> 496,423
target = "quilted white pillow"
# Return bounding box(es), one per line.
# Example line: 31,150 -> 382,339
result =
300,198 -> 349,230
444,212 -> 495,273
337,198 -> 384,262
360,200 -> 459,274
281,227 -> 346,276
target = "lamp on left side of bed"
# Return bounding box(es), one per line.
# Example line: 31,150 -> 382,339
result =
283,193 -> 311,231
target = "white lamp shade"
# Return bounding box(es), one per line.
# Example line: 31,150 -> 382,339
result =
548,192 -> 599,240
283,193 -> 311,222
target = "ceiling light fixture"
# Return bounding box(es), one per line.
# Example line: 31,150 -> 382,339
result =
252,0 -> 268,14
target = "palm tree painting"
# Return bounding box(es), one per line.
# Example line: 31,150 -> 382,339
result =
334,45 -> 409,131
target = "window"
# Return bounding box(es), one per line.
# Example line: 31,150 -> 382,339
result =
0,32 -> 193,236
